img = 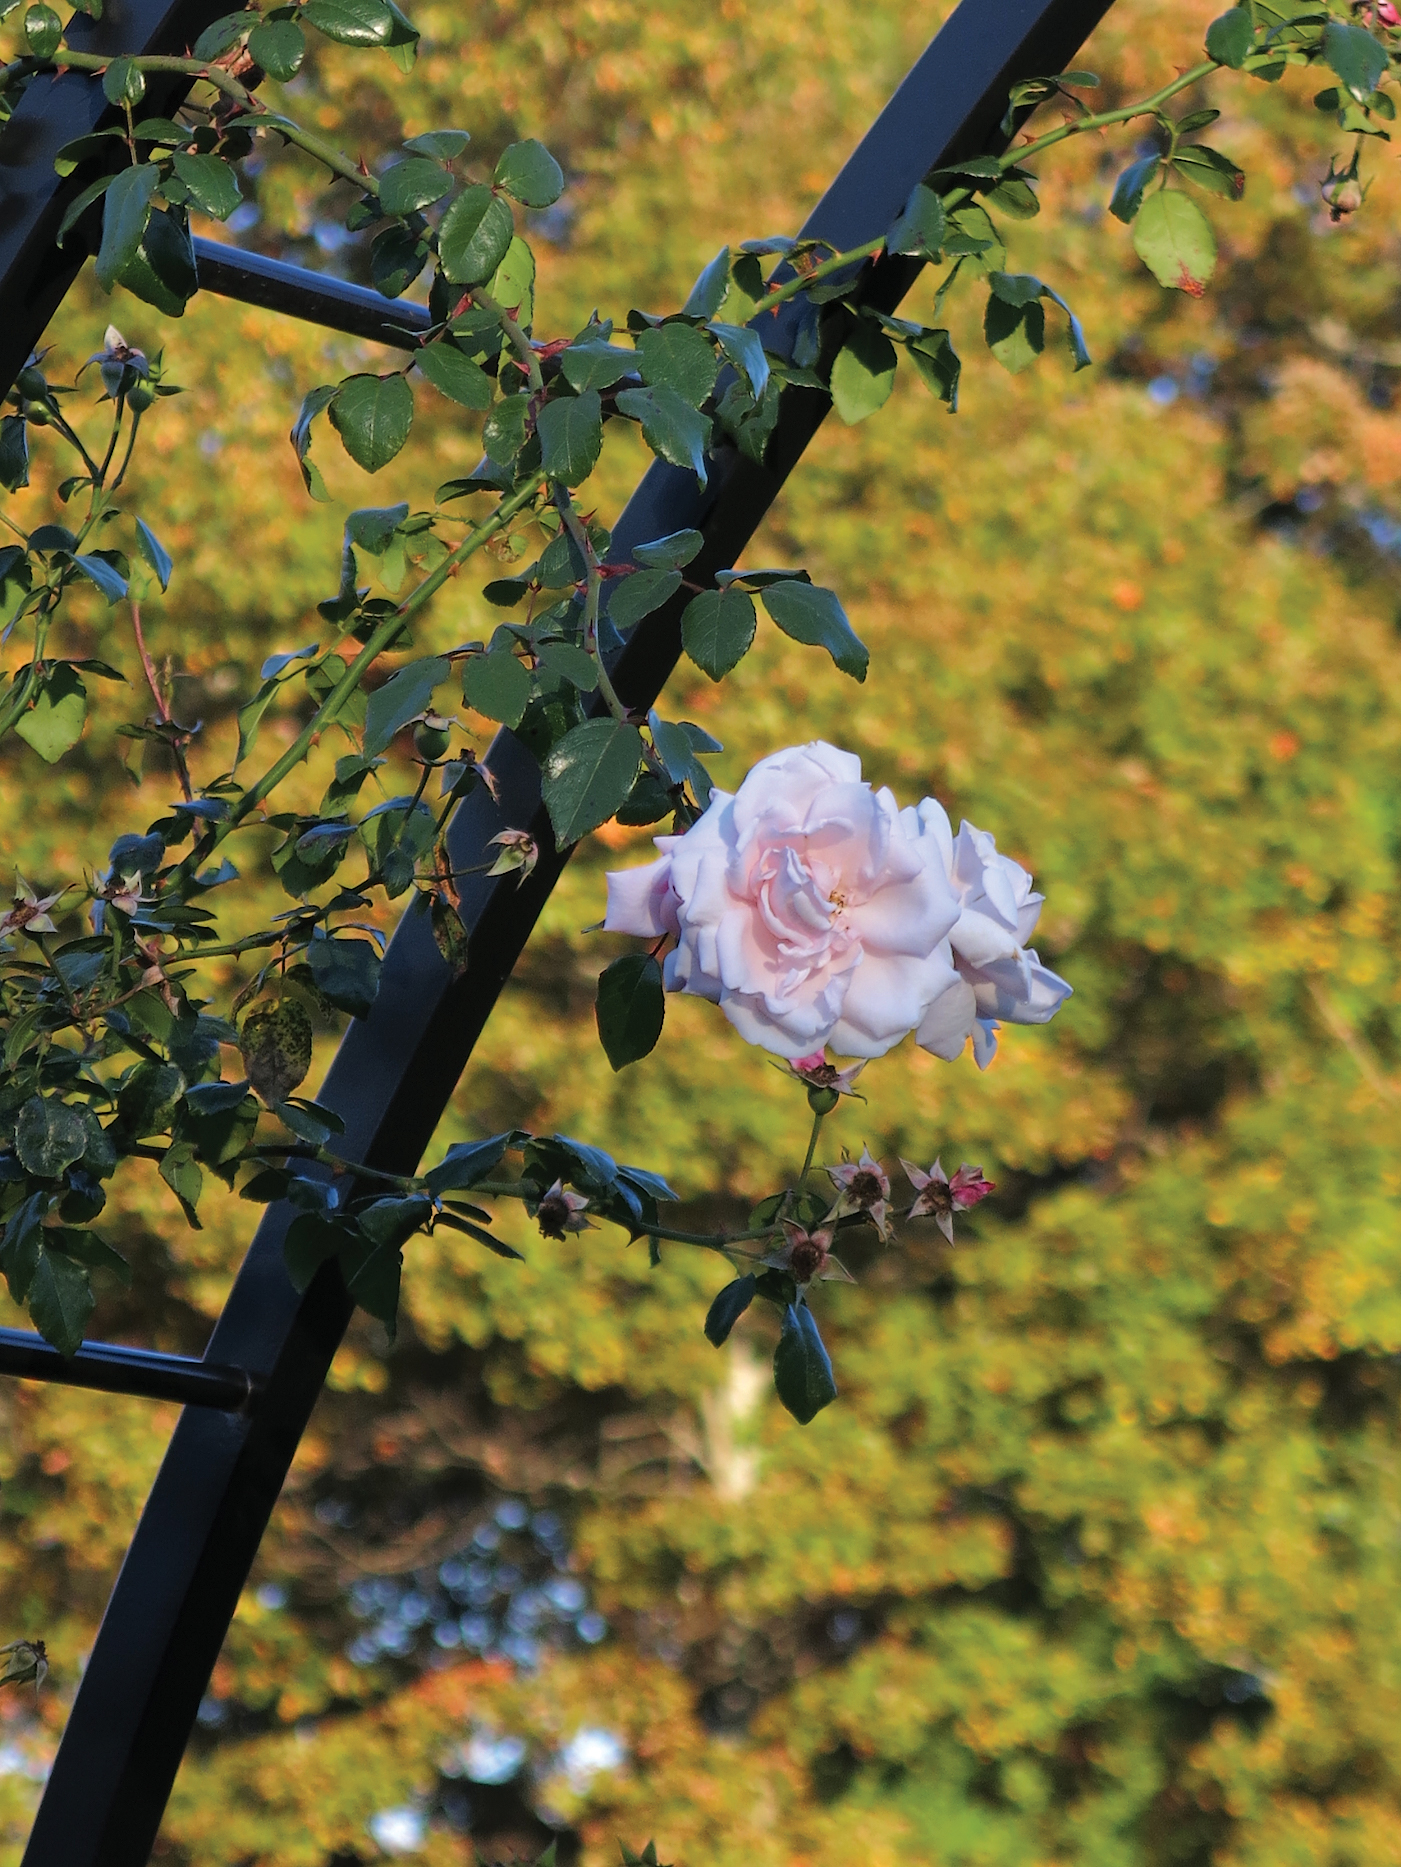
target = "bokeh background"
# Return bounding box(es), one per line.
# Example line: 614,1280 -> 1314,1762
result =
4,0 -> 1401,1860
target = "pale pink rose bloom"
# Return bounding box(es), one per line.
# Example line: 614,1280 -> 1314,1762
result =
900,800 -> 1072,1069
603,743 -> 961,1058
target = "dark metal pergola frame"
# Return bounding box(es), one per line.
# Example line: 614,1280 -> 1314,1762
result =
0,0 -> 1113,1857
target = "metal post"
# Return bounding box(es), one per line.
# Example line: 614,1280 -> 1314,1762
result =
3,0 -> 1117,1856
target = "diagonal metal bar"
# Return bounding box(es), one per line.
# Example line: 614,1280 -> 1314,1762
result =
16,0 -> 1116,1858
190,236 -> 434,348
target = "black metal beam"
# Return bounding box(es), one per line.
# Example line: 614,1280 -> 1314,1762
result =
191,237 -> 433,349
16,1 -> 1116,1859
0,1327 -> 253,1410
0,0 -> 234,396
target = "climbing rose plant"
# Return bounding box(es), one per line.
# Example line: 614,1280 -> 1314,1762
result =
0,0 -> 1391,1439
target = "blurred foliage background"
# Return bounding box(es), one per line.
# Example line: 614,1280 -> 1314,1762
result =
4,0 -> 1401,1860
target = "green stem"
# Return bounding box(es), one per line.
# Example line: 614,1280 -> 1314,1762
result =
176,470 -> 544,882
1009,59 -> 1218,168
52,48 -> 255,111
800,1106 -> 826,1185
552,487 -> 631,727
474,288 -> 542,394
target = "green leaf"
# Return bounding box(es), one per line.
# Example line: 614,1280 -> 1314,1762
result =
28,1246 -> 93,1358
482,394 -> 531,465
0,416 -> 27,493
15,1097 -> 86,1178
987,170 -> 1039,219
135,518 -> 172,591
117,1062 -> 185,1137
103,56 -> 145,106
96,163 -> 159,293
1173,144 -> 1246,202
306,936 -> 381,1018
608,567 -> 681,631
438,183 -> 515,285
15,663 -> 86,762
888,181 -> 947,258
542,718 -> 644,848
538,641 -> 597,691
829,321 -> 897,424
773,1302 -> 837,1423
404,129 -> 470,159
169,150 -> 241,221
329,373 -> 414,473
116,205 -> 197,315
380,156 -> 452,217
632,528 -> 702,569
595,953 -> 665,1070
370,223 -> 429,299
345,504 -> 408,554
192,12 -> 255,60
704,1273 -> 756,1347
1205,7 -> 1253,67
488,236 -> 535,323
614,386 -> 710,486
362,654 -> 450,756
1323,19 -> 1389,100
681,587 -> 756,681
23,3 -> 61,56
760,580 -> 867,681
248,17 -> 305,77
283,1214 -> 345,1292
560,341 -> 636,392
683,246 -> 730,318
907,329 -> 961,408
635,323 -> 719,408
537,389 -> 603,485
290,383 -> 337,500
413,340 -> 494,410
425,1133 -> 513,1194
240,1001 -> 313,1106
1132,189 -> 1217,296
158,1141 -> 203,1228
493,138 -> 564,207
984,291 -> 1045,374
708,321 -> 769,399
302,0 -> 393,44
1109,154 -> 1160,223
57,173 -> 117,247
462,649 -> 530,726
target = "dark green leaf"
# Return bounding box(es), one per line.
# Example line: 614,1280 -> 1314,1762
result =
632,528 -> 702,569
135,518 -> 172,590
23,3 -> 62,54
987,171 -> 1039,219
248,16 -> 305,76
425,1132 -> 512,1194
404,129 -> 470,159
414,340 -> 494,409
302,0 -> 393,43
283,1214 -> 346,1291
888,181 -> 947,258
462,649 -> 530,725
1173,144 -> 1246,202
380,156 -> 452,217
240,1001 -> 312,1106
169,150 -> 241,220
438,182 -> 515,285
103,56 -> 145,106
290,383 -> 337,500
683,245 -> 730,318
596,953 -> 664,1070
192,11 -> 255,58
560,341 -> 636,392
493,138 -> 564,208
538,641 -> 597,690
28,1246 -> 93,1358
482,393 -> 531,465
1323,19 -> 1389,99
907,329 -> 960,408
635,323 -> 719,407
773,1302 -> 837,1423
1132,189 -> 1217,295
306,936 -> 381,1018
15,663 -> 86,761
614,386 -> 710,486
1206,7 -> 1253,65
363,654 -> 450,756
608,567 -> 681,631
1109,154 -> 1160,223
116,1061 -> 185,1137
829,321 -> 897,424
329,373 -> 414,474
708,321 -> 769,399
542,718 -> 644,847
537,389 -> 603,485
984,291 -> 1045,374
760,580 -> 867,681
69,552 -> 127,603
158,1140 -> 203,1227
15,1097 -> 86,1178
345,503 -> 408,554
0,416 -> 29,494
116,204 -> 197,315
705,1274 -> 756,1347
96,163 -> 159,293
370,222 -> 429,298
681,587 -> 756,681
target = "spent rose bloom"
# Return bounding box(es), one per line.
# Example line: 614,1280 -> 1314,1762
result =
533,1179 -> 591,1239
902,1157 -> 995,1244
761,1221 -> 854,1289
826,1146 -> 894,1241
603,741 -> 1071,1067
603,742 -> 963,1058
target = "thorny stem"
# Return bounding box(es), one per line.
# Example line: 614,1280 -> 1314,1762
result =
1009,59 -> 1219,167
131,601 -> 193,801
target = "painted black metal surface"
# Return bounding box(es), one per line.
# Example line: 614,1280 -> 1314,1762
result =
191,236 -> 433,348
2,0 -> 1117,1857
0,1326 -> 253,1409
